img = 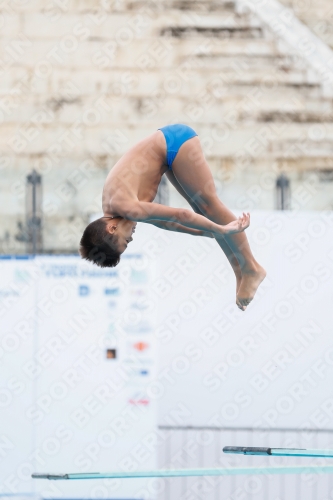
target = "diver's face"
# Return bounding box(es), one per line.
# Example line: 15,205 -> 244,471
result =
110,218 -> 137,253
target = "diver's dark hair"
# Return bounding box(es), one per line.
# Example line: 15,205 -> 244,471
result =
79,218 -> 121,268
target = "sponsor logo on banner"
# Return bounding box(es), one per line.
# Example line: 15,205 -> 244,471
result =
106,348 -> 117,359
41,264 -> 117,278
126,342 -> 152,360
124,323 -> 152,334
128,392 -> 150,406
133,342 -> 149,352
128,398 -> 149,406
127,367 -> 149,376
130,301 -> 148,310
127,368 -> 150,386
104,287 -> 120,296
43,264 -> 78,277
78,285 -> 90,296
124,358 -> 154,366
138,369 -> 149,376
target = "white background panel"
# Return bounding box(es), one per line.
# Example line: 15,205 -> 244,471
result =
157,210 -> 333,430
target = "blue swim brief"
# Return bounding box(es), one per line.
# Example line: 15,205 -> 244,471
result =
158,123 -> 198,170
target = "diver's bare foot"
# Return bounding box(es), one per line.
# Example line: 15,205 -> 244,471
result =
236,265 -> 266,310
235,273 -> 246,311
236,274 -> 242,294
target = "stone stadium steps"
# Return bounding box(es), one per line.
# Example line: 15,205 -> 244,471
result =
0,0 -> 236,12
2,0 -> 333,253
278,0 -> 333,50
17,11 -> 261,39
0,55 -> 319,93
108,0 -> 238,11
0,88 -> 332,126
1,38 -> 281,67
0,64 -> 322,95
6,3 -> 333,127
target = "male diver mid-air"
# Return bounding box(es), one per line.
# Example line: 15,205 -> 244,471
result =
80,124 -> 266,310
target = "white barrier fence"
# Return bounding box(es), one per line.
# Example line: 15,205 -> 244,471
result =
157,426 -> 333,500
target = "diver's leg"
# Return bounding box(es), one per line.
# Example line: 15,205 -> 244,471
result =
165,170 -> 243,297
171,137 -> 266,309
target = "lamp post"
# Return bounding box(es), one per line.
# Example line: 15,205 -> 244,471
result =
26,170 -> 42,254
276,173 -> 291,210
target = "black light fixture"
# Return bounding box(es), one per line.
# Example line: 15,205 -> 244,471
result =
276,173 -> 291,210
26,170 -> 42,254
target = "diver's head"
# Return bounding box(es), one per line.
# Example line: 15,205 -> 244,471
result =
79,216 -> 136,268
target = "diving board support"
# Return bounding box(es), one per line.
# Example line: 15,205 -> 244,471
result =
223,447 -> 333,458
32,465 -> 333,480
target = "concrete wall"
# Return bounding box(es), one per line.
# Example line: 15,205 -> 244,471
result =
1,0 -> 333,253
